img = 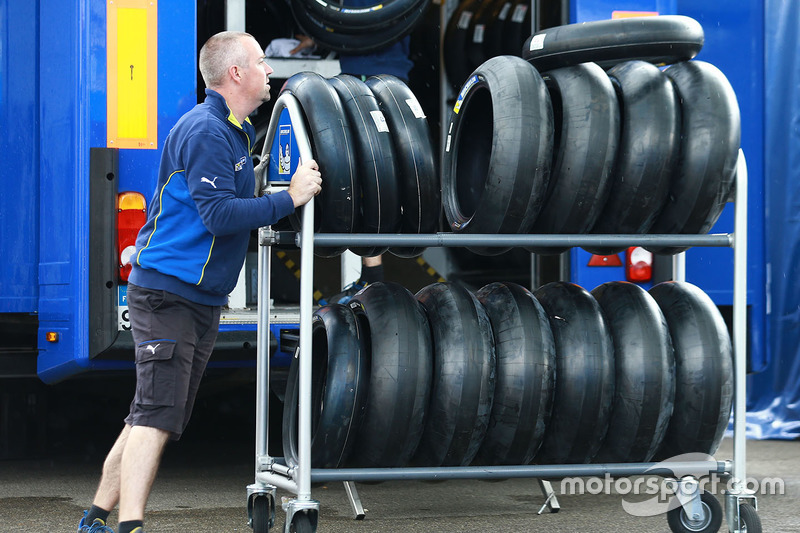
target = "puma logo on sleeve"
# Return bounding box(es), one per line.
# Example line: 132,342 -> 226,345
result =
201,176 -> 218,188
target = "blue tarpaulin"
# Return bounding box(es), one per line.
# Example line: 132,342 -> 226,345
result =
746,0 -> 800,439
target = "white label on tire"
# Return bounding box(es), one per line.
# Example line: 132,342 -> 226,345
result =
498,2 -> 512,20
473,24 -> 485,43
512,4 -> 528,22
458,11 -> 473,29
370,110 -> 389,132
530,33 -> 546,51
406,98 -> 426,119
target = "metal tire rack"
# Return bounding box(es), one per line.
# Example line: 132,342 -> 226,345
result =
246,93 -> 758,533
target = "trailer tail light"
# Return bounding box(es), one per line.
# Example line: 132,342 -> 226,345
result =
117,192 -> 146,281
587,253 -> 623,267
626,246 -> 653,283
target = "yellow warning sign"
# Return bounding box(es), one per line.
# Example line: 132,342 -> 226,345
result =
107,0 -> 158,149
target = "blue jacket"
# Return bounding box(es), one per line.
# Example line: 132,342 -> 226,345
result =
130,89 -> 295,306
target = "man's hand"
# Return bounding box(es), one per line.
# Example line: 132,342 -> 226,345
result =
287,159 -> 322,207
289,35 -> 315,56
253,159 -> 267,196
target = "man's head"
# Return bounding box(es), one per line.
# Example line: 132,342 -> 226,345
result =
199,31 -> 273,116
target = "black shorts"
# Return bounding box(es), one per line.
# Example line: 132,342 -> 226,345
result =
124,284 -> 221,439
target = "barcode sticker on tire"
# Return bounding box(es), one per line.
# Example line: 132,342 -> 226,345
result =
498,2 -> 512,20
458,11 -> 473,29
512,4 -> 528,22
473,24 -> 485,43
406,98 -> 426,119
371,110 -> 389,132
530,33 -> 546,51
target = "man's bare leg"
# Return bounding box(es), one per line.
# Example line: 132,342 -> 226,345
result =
117,425 -> 170,522
362,255 -> 382,268
91,424 -> 131,512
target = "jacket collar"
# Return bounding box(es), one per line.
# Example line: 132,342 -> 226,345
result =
204,88 -> 253,130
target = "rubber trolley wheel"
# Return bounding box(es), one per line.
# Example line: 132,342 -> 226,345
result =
348,282 -> 433,467
737,503 -> 762,533
666,490 -> 723,533
442,55 -> 553,256
365,75 -> 440,258
527,62 -> 620,255
289,511 -> 314,533
412,282 -> 496,467
281,304 -> 368,468
590,281 -> 675,463
522,15 -> 704,72
647,60 -> 740,255
280,72 -> 358,257
533,282 -> 615,464
473,282 -> 555,466
649,281 -> 733,459
328,75 -> 401,257
250,494 -> 273,533
584,60 -> 680,255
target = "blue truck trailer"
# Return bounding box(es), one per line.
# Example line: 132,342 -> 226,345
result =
1,0 -> 797,444
0,0 -> 304,388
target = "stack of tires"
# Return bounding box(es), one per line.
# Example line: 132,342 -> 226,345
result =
442,15 -> 741,256
442,0 -> 533,90
282,279 -> 733,469
279,72 -> 440,258
289,0 -> 431,53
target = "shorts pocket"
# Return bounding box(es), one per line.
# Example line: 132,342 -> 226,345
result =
135,339 -> 177,407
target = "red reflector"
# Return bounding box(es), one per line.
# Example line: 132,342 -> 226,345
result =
117,192 -> 147,282
626,246 -> 653,282
588,253 -> 623,267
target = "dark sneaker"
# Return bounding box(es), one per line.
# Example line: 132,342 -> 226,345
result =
322,280 -> 369,305
78,510 -> 115,533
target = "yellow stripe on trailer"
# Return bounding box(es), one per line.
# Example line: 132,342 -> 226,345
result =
107,0 -> 158,149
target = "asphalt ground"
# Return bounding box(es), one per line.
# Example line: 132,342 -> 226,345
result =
1,377 -> 798,532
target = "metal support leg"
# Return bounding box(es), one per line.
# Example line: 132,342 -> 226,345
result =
726,149 -> 758,533
257,94 -> 319,531
344,481 -> 366,520
674,477 -> 704,526
537,479 -> 561,514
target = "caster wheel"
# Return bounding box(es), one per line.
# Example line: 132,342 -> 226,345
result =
251,494 -> 274,532
667,490 -> 723,533
289,511 -> 315,533
737,503 -> 762,533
